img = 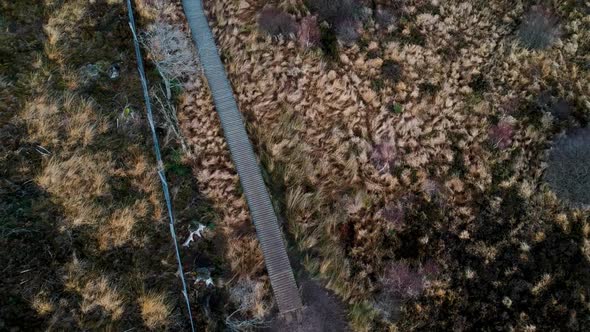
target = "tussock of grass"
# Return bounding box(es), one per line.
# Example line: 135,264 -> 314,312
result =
31,292 -> 55,317
60,258 -> 126,325
21,94 -> 107,150
252,110 -> 357,300
37,152 -> 113,224
138,292 -> 172,330
79,277 -> 125,322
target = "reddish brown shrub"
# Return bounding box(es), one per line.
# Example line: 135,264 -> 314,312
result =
420,259 -> 440,277
499,97 -> 520,115
488,120 -> 514,149
381,261 -> 425,299
370,141 -> 397,174
298,15 -> 321,48
381,202 -> 405,231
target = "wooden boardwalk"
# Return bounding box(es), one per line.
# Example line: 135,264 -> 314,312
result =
181,0 -> 303,314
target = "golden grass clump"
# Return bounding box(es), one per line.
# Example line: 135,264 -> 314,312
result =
43,1 -> 87,62
98,200 -> 149,250
138,292 -> 172,330
36,152 -> 113,224
21,94 -> 107,151
63,259 -> 125,324
31,292 -> 55,317
79,277 -> 125,321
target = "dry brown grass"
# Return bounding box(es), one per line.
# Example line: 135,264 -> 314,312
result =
0,0 -> 208,330
138,292 -> 172,330
134,0 -> 180,21
6,0 -> 586,329
98,200 -> 149,250
21,94 -> 107,151
79,277 -> 125,322
35,151 -> 118,232
31,292 -> 55,317
174,0 -> 590,330
60,259 -> 125,325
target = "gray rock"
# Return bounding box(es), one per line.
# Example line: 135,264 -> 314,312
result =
108,63 -> 120,80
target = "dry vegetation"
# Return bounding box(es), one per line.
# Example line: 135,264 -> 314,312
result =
2,0 -> 590,331
171,0 -> 590,330
0,0 -> 217,330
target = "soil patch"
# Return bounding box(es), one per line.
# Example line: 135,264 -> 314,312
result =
261,277 -> 349,332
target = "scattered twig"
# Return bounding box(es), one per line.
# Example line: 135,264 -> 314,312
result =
182,223 -> 206,247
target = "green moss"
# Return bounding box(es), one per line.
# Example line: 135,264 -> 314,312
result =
388,103 -> 404,114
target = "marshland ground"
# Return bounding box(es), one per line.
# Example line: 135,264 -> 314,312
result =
1,0 -> 589,331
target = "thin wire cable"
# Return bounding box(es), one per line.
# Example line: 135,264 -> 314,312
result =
125,1 -> 196,331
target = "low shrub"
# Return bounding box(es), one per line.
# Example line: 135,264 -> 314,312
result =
549,99 -> 573,121
335,19 -> 359,44
306,0 -> 361,44
370,140 -> 397,174
380,202 -> 405,232
375,8 -> 395,27
380,261 -> 425,299
319,25 -> 339,59
298,15 -> 321,48
535,91 -> 573,121
516,5 -> 561,50
544,127 -> 590,208
257,7 -> 297,38
488,120 -> 514,149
